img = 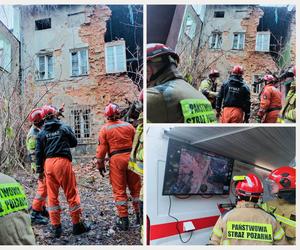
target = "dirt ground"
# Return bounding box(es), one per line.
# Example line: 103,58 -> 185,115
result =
13,162 -> 142,245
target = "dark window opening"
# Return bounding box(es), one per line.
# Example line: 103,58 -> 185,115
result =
214,11 -> 225,18
35,18 -> 51,30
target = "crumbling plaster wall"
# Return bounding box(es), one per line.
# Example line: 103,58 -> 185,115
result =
21,5 -> 139,161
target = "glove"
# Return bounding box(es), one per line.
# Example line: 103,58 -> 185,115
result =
96,159 -> 106,177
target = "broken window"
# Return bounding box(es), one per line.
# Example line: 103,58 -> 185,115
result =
70,107 -> 91,139
214,11 -> 225,18
70,48 -> 88,76
0,36 -> 12,72
256,32 -> 270,52
209,32 -> 222,49
185,16 -> 197,39
105,40 -> 127,74
36,54 -> 53,80
232,33 -> 245,50
35,18 -> 51,30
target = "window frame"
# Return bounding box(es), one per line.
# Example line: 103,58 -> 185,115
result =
70,106 -> 92,141
232,33 -> 245,50
209,32 -> 222,49
35,18 -> 52,30
36,53 -> 54,81
105,40 -> 127,74
252,74 -> 264,94
214,11 -> 225,18
70,47 -> 89,77
185,15 -> 197,39
255,31 -> 271,52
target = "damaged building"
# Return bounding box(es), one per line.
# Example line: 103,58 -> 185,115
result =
18,5 -> 142,161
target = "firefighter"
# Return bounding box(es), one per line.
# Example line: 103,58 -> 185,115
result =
216,65 -> 251,123
147,43 -> 216,123
26,108 -> 48,225
281,66 -> 296,123
262,166 -> 296,244
209,174 -> 286,245
35,105 -> 90,238
199,69 -> 221,109
128,91 -> 144,238
0,172 -> 36,245
257,75 -> 282,123
96,103 -> 141,231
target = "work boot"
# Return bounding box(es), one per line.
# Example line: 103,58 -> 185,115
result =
31,210 -> 48,225
52,224 -> 62,238
41,206 -> 49,218
72,221 -> 91,235
116,216 -> 129,231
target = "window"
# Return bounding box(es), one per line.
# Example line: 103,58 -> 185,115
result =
252,75 -> 264,94
70,107 -> 91,139
256,32 -> 270,52
36,54 -> 53,80
70,48 -> 88,76
105,40 -> 127,74
185,16 -> 197,39
35,18 -> 51,30
0,37 -> 11,72
209,32 -> 222,49
232,33 -> 245,50
214,11 -> 225,18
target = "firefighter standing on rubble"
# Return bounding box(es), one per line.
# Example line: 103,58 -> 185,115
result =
257,75 -> 282,123
199,69 -> 222,109
128,91 -> 144,239
35,105 -> 90,238
147,43 -> 216,123
209,173 -> 286,245
95,103 -> 141,231
26,108 -> 49,225
262,166 -> 296,244
0,172 -> 36,245
216,65 -> 251,123
281,66 -> 296,123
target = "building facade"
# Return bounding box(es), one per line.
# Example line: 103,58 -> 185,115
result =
19,5 -> 139,161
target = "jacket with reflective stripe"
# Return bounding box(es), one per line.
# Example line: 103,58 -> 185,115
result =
209,201 -> 287,245
0,173 -> 36,245
96,120 -> 135,159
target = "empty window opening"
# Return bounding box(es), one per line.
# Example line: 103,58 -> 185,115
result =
214,11 -> 225,18
35,18 -> 51,30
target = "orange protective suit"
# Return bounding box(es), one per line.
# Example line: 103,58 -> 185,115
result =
32,179 -> 47,211
96,120 -> 141,218
44,157 -> 82,225
258,84 -> 282,123
221,107 -> 244,123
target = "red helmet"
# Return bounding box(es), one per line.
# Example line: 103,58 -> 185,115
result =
104,103 -> 120,118
28,108 -> 45,123
209,69 -> 220,77
263,74 -> 275,83
138,90 -> 143,102
42,105 -> 57,118
267,166 -> 295,192
231,65 -> 244,75
234,174 -> 263,199
147,43 -> 179,63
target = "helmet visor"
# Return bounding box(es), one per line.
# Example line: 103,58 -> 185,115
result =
264,178 -> 279,196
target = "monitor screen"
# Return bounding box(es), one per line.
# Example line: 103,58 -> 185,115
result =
162,139 -> 234,195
